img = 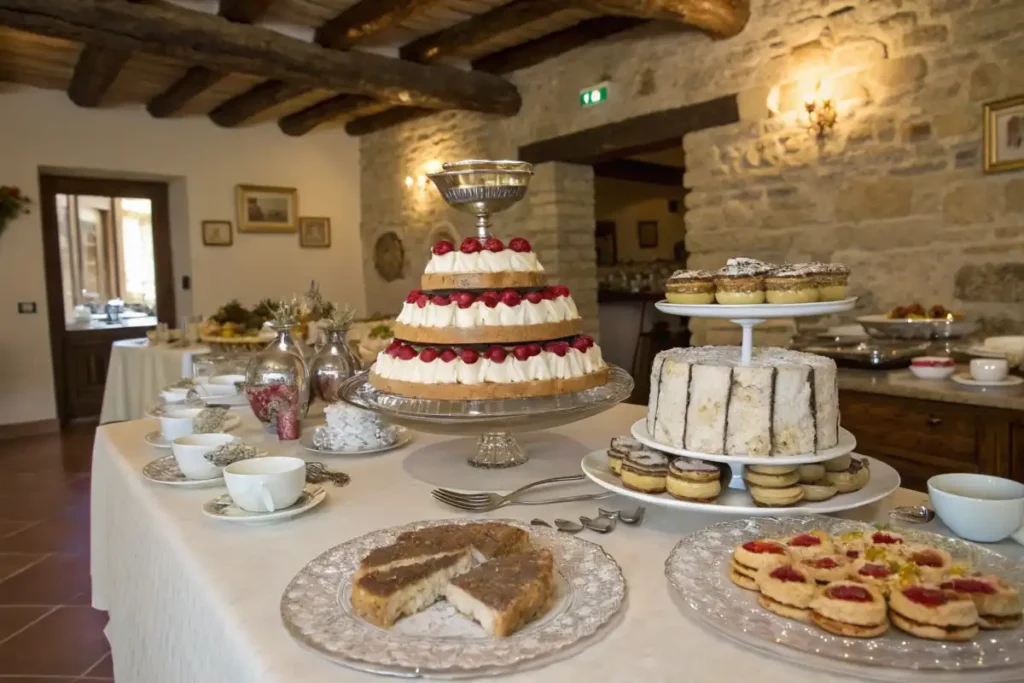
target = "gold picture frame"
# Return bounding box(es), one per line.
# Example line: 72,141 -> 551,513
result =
299,217 -> 331,248
201,220 -> 232,247
983,94 -> 1024,173
235,184 -> 298,232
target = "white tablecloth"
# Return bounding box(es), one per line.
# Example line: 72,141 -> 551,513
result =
99,339 -> 209,424
90,404 -> 1024,683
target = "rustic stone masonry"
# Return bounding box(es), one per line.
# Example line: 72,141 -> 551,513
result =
360,0 -> 1024,336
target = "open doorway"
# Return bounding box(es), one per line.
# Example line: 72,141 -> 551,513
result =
39,176 -> 175,423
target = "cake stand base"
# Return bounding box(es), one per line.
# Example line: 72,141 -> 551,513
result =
470,432 -> 527,468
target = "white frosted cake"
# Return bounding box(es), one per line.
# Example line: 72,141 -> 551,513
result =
315,403 -> 397,451
646,346 -> 839,456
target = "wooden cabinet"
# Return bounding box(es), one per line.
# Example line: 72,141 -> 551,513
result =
839,391 -> 1020,492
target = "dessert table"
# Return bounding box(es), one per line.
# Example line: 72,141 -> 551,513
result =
99,339 -> 210,424
90,403 -> 1024,683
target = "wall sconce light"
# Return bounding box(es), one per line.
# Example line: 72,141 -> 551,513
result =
804,80 -> 837,140
406,160 -> 442,190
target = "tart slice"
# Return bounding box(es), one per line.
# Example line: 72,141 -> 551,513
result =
810,581 -> 889,637
352,551 -> 473,628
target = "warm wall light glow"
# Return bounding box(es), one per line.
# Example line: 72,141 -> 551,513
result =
423,159 -> 443,174
404,176 -> 414,187
766,86 -> 781,117
417,175 -> 428,187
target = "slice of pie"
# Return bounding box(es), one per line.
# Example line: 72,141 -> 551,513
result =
352,551 -> 473,628
445,549 -> 555,637
356,530 -> 471,579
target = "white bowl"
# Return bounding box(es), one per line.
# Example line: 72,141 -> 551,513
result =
171,433 -> 236,480
224,456 -> 306,513
909,357 -> 956,380
928,473 -> 1024,543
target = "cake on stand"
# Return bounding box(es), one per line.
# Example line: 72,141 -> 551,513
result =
342,160 -> 633,471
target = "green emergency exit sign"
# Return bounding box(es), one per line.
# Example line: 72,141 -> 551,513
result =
580,83 -> 608,107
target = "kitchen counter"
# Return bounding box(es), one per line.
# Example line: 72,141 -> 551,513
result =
837,367 -> 1024,412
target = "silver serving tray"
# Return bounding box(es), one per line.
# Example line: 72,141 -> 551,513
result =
857,314 -> 979,340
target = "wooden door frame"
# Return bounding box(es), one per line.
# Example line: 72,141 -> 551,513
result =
38,175 -> 175,424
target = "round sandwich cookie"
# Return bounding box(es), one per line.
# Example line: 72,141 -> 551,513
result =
799,480 -> 838,502
941,576 -> 1023,630
798,463 -> 826,484
743,466 -> 800,488
834,530 -> 868,561
665,269 -> 716,305
666,457 -> 722,502
889,584 -> 979,641
756,563 -> 817,622
810,581 -> 889,638
800,555 -> 850,584
851,556 -> 902,596
824,454 -> 852,472
619,448 -> 669,494
747,484 -> 803,507
784,531 -> 834,561
824,457 -> 870,493
904,545 -> 953,584
730,539 -> 790,591
610,435 -> 642,453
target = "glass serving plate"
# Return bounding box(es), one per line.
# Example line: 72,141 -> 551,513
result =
798,340 -> 932,370
339,367 -> 634,468
857,314 -> 979,340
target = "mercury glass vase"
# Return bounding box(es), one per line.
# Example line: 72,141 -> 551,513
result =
243,324 -> 310,428
310,327 -> 360,405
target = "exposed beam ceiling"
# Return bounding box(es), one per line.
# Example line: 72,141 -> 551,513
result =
582,0 -> 749,37
0,0 -> 521,115
593,159 -> 683,186
67,44 -> 130,107
218,0 -> 275,24
316,0 -> 448,50
210,80 -> 310,127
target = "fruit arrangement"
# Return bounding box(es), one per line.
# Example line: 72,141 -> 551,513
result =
887,303 -> 963,320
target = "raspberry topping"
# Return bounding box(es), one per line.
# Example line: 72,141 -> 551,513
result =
459,348 -> 479,365
486,346 -> 507,363
570,337 -> 590,352
578,334 -> 595,348
439,348 -> 458,363
405,290 -> 422,304
432,240 -> 454,256
527,343 -> 542,357
550,285 -> 571,298
911,550 -> 945,568
452,291 -> 475,309
431,294 -> 450,306
419,347 -> 438,362
396,345 -> 417,361
769,565 -> 806,583
545,341 -> 569,357
903,586 -> 948,607
499,289 -> 521,307
858,563 -> 892,578
483,237 -> 504,252
478,291 -> 499,308
846,550 -> 860,559
512,345 -> 532,362
540,287 -> 556,301
415,294 -> 429,309
524,291 -> 543,304
826,584 -> 873,602
789,533 -> 822,547
460,237 -> 482,254
509,237 -> 531,253
941,578 -> 996,594
872,532 -> 902,545
385,340 -> 403,357
742,540 -> 786,555
807,557 -> 840,569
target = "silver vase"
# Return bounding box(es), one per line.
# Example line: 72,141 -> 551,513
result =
310,326 -> 360,405
243,324 -> 309,427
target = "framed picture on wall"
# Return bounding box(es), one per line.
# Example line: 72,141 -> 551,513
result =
984,94 -> 1024,173
236,184 -> 298,232
637,220 -> 659,249
201,220 -> 232,247
299,217 -> 331,248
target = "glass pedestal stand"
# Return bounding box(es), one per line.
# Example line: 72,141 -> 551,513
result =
340,367 -> 634,469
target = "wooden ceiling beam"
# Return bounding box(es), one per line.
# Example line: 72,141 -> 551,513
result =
147,66 -> 226,118
0,0 -> 521,115
344,107 -> 435,136
210,80 -> 311,127
579,0 -> 750,37
218,0 -> 275,24
67,44 -> 130,107
278,93 -> 377,136
316,0 -> 448,50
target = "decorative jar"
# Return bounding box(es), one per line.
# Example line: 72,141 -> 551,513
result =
244,323 -> 309,429
310,325 -> 360,404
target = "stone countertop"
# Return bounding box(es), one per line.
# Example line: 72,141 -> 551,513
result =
838,367 -> 1024,412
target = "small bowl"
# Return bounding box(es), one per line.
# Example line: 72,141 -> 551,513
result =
909,356 -> 955,380
928,473 -> 1024,543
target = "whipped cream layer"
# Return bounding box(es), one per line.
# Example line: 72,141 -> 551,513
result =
424,250 -> 544,274
397,296 -> 578,328
374,346 -> 604,385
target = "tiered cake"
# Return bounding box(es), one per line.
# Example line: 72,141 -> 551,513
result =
647,346 -> 839,456
371,236 -> 609,401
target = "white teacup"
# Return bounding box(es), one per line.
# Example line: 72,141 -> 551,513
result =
160,386 -> 190,403
928,473 -> 1024,544
208,374 -> 246,387
223,456 -> 306,513
159,407 -> 205,441
970,358 -> 1009,382
171,433 -> 236,480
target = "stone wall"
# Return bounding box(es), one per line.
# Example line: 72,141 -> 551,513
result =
360,0 -> 1024,335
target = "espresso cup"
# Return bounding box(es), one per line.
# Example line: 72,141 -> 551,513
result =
171,433 -> 236,480
928,473 -> 1024,544
158,407 -> 205,441
223,456 -> 306,513
970,358 -> 1009,382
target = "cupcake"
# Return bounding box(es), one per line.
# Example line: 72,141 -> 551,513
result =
765,264 -> 819,304
713,258 -> 775,305
665,270 -> 715,304
813,263 -> 850,301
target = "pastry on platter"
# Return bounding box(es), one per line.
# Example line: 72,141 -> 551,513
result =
800,555 -> 850,584
850,556 -> 901,596
748,484 -> 804,507
360,522 -> 529,577
834,530 -> 868,561
607,436 -> 641,476
941,576 -> 1023,629
765,265 -> 819,304
824,454 -> 852,472
889,585 -> 979,641
744,465 -> 799,488
799,480 -> 838,502
665,270 -> 716,304
713,258 -> 774,305
824,457 -> 870,493
810,581 -> 889,637
784,531 -> 834,562
730,539 -> 790,591
666,457 -> 722,502
867,529 -> 906,550
904,545 -> 953,584
353,551 -> 474,627
797,463 -> 826,484
812,263 -> 851,302
756,563 -> 817,621
619,448 -> 669,494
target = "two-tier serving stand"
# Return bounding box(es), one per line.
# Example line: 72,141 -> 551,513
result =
341,160 -> 633,470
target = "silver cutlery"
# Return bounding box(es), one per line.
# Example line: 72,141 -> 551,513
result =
890,505 -> 935,524
431,474 -> 610,512
530,519 -> 552,528
580,515 -> 615,533
554,519 -> 584,534
598,505 -> 645,525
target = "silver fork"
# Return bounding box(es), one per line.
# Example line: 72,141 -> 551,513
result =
431,474 -> 610,512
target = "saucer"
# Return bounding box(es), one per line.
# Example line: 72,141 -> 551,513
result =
951,373 -> 1023,387
300,426 -> 411,456
144,414 -> 242,448
202,484 -> 326,524
142,455 -> 224,488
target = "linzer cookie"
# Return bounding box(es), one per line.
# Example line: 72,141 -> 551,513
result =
666,457 -> 722,502
755,563 -> 817,621
765,264 -> 819,304
889,584 -> 979,641
665,269 -> 715,304
810,581 -> 890,638
940,576 -> 1022,630
619,448 -> 669,494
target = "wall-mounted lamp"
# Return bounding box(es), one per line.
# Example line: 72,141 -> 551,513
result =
803,80 -> 837,140
406,160 -> 442,191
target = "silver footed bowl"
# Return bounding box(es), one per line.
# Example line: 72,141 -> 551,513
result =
427,160 -> 533,239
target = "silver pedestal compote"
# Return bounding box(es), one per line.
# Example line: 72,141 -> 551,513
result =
427,159 -> 533,240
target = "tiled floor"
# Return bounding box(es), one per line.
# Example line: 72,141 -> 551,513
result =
0,425 -> 113,682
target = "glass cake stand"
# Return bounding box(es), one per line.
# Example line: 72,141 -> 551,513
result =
339,367 -> 634,468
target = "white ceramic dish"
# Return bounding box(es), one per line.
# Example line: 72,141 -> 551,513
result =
142,454 -> 224,488
203,484 -> 326,524
656,297 -> 856,320
951,373 -> 1023,387
928,473 -> 1024,544
581,449 -> 898,516
970,357 -> 1010,382
171,433 -> 236,480
145,414 -> 241,449
300,426 -> 412,456
630,418 -> 856,466
908,357 -> 956,380
224,456 -> 307,513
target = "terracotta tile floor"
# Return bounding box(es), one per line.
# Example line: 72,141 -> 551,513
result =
0,424 -> 112,681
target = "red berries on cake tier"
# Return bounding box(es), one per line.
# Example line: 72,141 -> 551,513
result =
421,237 -> 546,290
